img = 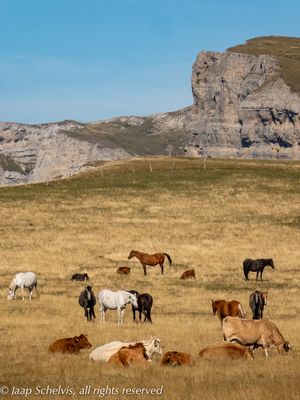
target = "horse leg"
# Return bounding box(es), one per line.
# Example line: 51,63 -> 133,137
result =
256,271 -> 259,281
142,263 -> 147,276
159,262 -> 164,275
35,283 -> 40,298
29,288 -> 33,301
91,306 -> 96,322
21,286 -> 25,301
260,270 -> 263,281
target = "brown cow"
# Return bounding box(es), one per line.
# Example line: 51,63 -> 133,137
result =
49,334 -> 92,354
116,267 -> 130,275
222,316 -> 291,357
212,299 -> 245,324
180,269 -> 196,279
161,351 -> 194,367
199,342 -> 254,360
107,343 -> 149,367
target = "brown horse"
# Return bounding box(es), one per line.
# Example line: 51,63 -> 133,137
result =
128,250 -> 172,276
212,299 -> 246,325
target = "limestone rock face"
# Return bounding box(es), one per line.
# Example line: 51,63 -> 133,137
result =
0,121 -> 130,185
187,51 -> 300,158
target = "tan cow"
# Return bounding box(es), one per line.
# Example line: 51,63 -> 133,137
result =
199,342 -> 254,360
107,343 -> 148,367
161,351 -> 194,367
49,334 -> 92,354
180,269 -> 196,279
116,267 -> 130,275
222,316 -> 291,357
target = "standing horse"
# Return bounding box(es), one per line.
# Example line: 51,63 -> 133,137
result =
128,250 -> 172,276
7,272 -> 39,301
79,286 -> 97,322
98,289 -> 138,324
129,290 -> 153,323
249,291 -> 268,319
212,299 -> 246,324
243,258 -> 275,281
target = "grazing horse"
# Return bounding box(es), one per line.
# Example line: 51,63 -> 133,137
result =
129,290 -> 153,323
249,291 -> 268,319
212,299 -> 246,324
79,286 -> 96,322
7,272 -> 39,301
243,258 -> 275,281
128,250 -> 172,276
98,289 -> 138,324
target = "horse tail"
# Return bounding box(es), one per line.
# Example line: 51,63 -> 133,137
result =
238,303 -> 246,318
163,253 -> 172,266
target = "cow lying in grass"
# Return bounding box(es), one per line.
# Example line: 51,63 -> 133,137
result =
49,334 -> 92,354
108,343 -> 149,367
199,342 -> 254,360
161,351 -> 194,367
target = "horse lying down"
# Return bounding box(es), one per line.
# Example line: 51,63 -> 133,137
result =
89,338 -> 162,362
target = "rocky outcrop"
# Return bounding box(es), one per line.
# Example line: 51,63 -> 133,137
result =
187,50 -> 300,158
0,121 -> 130,185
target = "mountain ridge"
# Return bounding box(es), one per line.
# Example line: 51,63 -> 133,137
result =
1,36 -> 299,185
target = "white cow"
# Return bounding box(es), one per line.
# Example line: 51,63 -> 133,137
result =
89,338 -> 163,362
7,272 -> 39,301
98,289 -> 138,324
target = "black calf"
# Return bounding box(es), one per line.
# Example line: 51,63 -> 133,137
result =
72,273 -> 90,281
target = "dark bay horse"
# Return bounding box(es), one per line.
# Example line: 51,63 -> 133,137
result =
79,286 -> 96,322
243,258 -> 275,281
129,290 -> 153,323
128,250 -> 172,276
212,299 -> 246,325
249,290 -> 268,319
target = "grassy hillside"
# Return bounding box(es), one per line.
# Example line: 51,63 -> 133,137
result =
65,108 -> 190,158
0,157 -> 300,400
228,36 -> 300,94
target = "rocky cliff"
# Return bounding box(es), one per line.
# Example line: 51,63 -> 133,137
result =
1,36 -> 300,185
187,37 -> 300,158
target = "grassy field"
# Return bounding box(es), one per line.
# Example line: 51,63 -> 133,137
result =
0,157 -> 299,400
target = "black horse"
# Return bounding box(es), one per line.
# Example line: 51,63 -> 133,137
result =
78,286 -> 96,322
72,273 -> 89,281
249,290 -> 268,319
243,258 -> 275,281
129,290 -> 153,323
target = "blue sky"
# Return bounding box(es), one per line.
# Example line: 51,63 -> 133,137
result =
1,0 -> 300,124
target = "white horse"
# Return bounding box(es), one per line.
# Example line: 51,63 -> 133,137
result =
7,272 -> 39,301
98,289 -> 138,324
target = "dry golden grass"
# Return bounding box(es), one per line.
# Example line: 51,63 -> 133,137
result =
0,157 -> 299,400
